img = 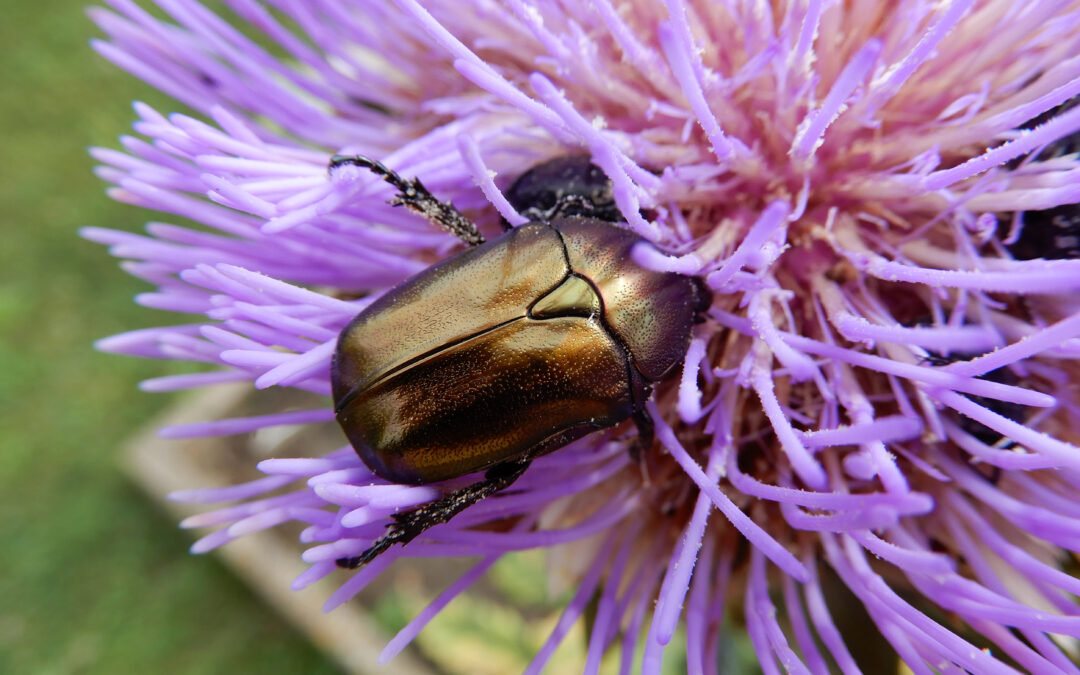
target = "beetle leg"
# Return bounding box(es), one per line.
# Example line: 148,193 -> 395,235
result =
628,406 -> 655,464
329,154 -> 485,246
690,277 -> 713,323
335,460 -> 531,569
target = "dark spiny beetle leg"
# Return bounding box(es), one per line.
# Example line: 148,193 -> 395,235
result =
335,460 -> 531,569
329,154 -> 485,247
627,406 -> 655,466
691,277 -> 714,323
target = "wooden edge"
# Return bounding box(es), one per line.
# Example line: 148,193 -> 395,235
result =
120,383 -> 438,675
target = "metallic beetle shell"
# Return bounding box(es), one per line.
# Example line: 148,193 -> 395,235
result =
332,217 -> 700,484
339,318 -> 634,483
557,218 -> 701,382
332,223 -> 566,402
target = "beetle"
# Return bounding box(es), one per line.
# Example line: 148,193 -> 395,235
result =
327,155 -> 708,568
1004,94 -> 1080,260
1007,204 -> 1080,261
503,154 -> 620,223
1018,94 -> 1080,161
923,350 -> 1026,485
923,352 -> 1027,447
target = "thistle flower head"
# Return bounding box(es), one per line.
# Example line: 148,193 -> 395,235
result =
89,1 -> 1080,672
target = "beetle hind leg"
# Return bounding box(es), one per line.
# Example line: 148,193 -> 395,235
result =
328,154 -> 485,246
335,460 -> 531,569
633,407 -> 655,448
627,405 -> 655,471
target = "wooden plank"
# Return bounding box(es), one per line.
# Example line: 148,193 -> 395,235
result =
121,384 -> 439,675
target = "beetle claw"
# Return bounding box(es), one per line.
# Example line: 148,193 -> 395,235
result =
334,544 -> 387,570
334,526 -> 406,569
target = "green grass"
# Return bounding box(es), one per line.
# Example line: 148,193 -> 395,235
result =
0,3 -> 337,672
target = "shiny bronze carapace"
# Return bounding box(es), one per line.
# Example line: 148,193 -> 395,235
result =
326,154 -> 707,568
332,217 -> 701,484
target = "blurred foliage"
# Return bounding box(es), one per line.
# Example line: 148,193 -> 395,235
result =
0,2 -> 337,672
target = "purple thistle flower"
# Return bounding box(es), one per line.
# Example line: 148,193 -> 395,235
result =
87,0 -> 1080,672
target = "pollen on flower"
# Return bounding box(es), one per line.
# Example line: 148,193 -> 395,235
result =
89,1 -> 1080,673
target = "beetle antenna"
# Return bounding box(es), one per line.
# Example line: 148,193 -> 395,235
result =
335,460 -> 531,569
329,155 -> 486,246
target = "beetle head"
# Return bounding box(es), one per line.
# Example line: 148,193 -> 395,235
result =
506,155 -> 621,223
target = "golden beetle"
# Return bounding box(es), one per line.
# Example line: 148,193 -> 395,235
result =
329,156 -> 708,567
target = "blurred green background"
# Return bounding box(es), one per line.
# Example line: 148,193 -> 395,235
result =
0,2 -> 341,672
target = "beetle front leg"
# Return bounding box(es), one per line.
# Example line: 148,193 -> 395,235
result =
329,154 -> 486,246
335,460 -> 531,569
